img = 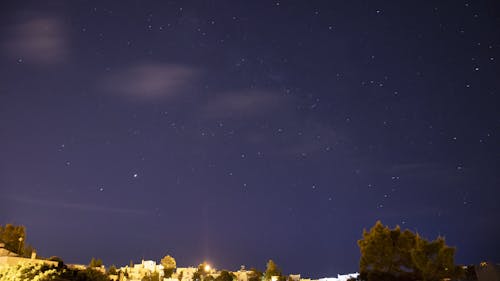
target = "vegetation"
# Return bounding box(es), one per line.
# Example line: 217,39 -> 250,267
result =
0,223 -> 35,257
142,271 -> 161,281
89,257 -> 104,268
161,254 -> 177,277
107,265 -> 117,275
74,268 -> 110,281
0,222 -> 468,281
264,260 -> 283,281
0,263 -> 112,281
49,256 -> 65,269
358,221 -> 463,281
0,263 -> 60,281
193,262 -> 211,281
248,268 -> 263,281
216,270 -> 236,281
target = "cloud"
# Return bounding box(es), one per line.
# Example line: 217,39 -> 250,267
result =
3,16 -> 68,64
9,196 -> 149,216
101,63 -> 198,100
203,90 -> 288,118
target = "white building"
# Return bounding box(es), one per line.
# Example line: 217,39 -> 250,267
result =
317,273 -> 359,281
120,260 -> 165,281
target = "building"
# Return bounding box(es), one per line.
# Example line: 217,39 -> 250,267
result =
120,260 -> 165,281
315,273 -> 359,281
0,243 -> 58,268
233,265 -> 254,281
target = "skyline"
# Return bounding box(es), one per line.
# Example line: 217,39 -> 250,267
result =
1,0 -> 499,278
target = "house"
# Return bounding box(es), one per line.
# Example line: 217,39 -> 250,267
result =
120,260 -> 165,281
0,243 -> 58,268
233,265 -> 254,281
314,273 -> 360,281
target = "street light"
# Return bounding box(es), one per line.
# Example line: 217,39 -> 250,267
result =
204,264 -> 211,272
18,237 -> 23,255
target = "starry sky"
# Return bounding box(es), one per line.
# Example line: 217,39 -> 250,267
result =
1,0 -> 499,278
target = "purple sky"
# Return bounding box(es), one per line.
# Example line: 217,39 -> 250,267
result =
1,0 -> 499,278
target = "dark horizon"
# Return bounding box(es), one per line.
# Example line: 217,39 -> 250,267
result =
1,0 -> 499,278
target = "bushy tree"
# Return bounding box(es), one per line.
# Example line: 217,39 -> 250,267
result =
107,265 -> 117,275
248,268 -> 263,281
216,271 -> 235,281
76,268 -> 110,281
49,256 -> 65,269
193,262 -> 211,281
358,221 -> 416,280
411,235 -> 462,281
358,221 -> 462,281
0,224 -> 25,253
0,263 -> 61,281
89,257 -> 104,268
142,271 -> 161,281
161,254 -> 177,277
264,260 -> 282,281
0,223 -> 35,257
193,271 -> 201,281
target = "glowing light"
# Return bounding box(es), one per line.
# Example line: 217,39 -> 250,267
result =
204,264 -> 211,272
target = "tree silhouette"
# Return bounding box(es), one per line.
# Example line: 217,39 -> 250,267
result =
358,221 -> 462,281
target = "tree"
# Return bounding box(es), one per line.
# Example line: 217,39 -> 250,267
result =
0,224 -> 25,254
411,235 -> 462,281
76,268 -> 110,281
358,221 -> 416,281
193,271 -> 201,281
358,221 -> 462,281
22,243 -> 35,258
0,263 -> 62,280
161,255 -> 177,278
193,262 -> 211,281
49,256 -> 65,269
143,271 -> 161,281
108,265 -> 117,275
89,257 -> 104,268
0,224 -> 34,257
216,271 -> 235,281
248,268 -> 263,281
264,260 -> 282,281
152,271 -> 161,281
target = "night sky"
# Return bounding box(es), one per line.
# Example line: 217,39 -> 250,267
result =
1,0 -> 499,278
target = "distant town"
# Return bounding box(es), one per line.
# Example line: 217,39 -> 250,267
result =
1,223 -> 499,281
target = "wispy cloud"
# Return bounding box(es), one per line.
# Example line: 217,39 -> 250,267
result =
101,63 -> 198,100
3,16 -> 68,64
203,90 -> 288,118
9,196 -> 149,216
